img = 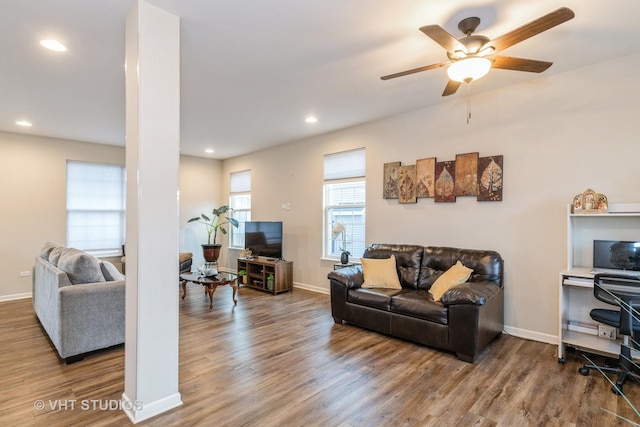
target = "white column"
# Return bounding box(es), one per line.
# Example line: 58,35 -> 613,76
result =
122,1 -> 181,423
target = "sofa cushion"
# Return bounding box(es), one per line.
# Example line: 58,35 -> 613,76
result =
179,252 -> 193,263
361,255 -> 402,289
40,241 -> 61,261
48,247 -> 66,266
419,246 -> 504,289
348,287 -> 402,311
440,282 -> 501,306
57,251 -> 106,285
362,244 -> 423,289
429,261 -> 473,301
100,261 -> 125,281
390,290 -> 448,325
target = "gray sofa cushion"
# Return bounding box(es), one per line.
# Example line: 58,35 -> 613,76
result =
48,247 -> 66,266
40,241 -> 61,261
57,251 -> 105,285
100,261 -> 125,281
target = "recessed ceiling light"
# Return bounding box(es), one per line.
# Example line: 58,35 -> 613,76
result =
40,39 -> 67,52
305,116 -> 318,124
16,120 -> 32,127
205,148 -> 214,154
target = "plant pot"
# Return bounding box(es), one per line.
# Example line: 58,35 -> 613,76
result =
340,252 -> 349,264
242,275 -> 248,284
202,244 -> 222,263
267,279 -> 274,291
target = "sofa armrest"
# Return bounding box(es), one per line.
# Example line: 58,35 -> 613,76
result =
440,282 -> 500,306
57,280 -> 126,358
327,265 -> 364,289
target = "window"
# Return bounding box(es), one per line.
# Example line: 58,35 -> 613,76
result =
229,170 -> 251,249
324,149 -> 366,259
66,161 -> 126,256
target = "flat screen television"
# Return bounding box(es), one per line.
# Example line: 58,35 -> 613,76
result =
244,221 -> 283,259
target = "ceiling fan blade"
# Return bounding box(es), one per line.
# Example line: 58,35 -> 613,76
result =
420,25 -> 466,53
380,62 -> 449,80
491,55 -> 552,73
442,80 -> 462,96
485,7 -> 575,52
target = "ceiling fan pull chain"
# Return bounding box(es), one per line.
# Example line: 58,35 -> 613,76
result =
467,98 -> 471,124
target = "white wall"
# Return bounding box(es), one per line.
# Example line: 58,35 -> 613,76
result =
2,53 -> 638,341
179,155 -> 223,267
0,133 -> 125,298
221,53 -> 640,341
0,133 -> 220,299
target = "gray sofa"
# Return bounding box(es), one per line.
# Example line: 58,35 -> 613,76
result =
33,242 -> 125,363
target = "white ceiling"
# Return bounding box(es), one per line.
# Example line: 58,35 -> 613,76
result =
1,1 -> 639,159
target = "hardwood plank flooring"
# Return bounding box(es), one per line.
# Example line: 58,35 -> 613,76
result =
1,284 -> 639,426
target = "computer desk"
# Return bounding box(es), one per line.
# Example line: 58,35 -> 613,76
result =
558,267 -> 640,363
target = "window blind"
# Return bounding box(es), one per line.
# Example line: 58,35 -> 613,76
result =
66,161 -> 126,255
324,148 -> 365,180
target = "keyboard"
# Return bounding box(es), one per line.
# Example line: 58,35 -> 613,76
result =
590,268 -> 640,277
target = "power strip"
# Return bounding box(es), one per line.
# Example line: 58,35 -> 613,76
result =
598,325 -> 617,340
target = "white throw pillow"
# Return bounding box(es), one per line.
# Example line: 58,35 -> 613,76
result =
429,260 -> 473,301
361,255 -> 402,289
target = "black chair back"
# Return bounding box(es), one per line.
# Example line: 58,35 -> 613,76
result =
594,274 -> 640,336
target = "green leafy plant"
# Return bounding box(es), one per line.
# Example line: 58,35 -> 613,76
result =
267,273 -> 275,281
238,269 -> 246,276
188,205 -> 239,245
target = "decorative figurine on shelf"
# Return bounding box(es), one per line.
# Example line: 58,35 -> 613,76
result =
572,189 -> 608,214
240,248 -> 253,259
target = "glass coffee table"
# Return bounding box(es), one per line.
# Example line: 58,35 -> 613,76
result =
179,272 -> 238,309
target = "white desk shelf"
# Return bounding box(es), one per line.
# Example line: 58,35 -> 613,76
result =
558,203 -> 640,363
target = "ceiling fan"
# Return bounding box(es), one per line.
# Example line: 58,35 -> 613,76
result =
381,7 -> 575,96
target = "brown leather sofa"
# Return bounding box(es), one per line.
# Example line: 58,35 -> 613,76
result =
328,244 -> 504,362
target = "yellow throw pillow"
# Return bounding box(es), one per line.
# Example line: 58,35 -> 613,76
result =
361,255 -> 402,289
429,261 -> 473,301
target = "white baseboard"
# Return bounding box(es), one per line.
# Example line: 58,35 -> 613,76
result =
224,273 -> 561,347
504,325 -> 559,345
293,282 -> 330,295
0,292 -> 32,302
122,392 -> 182,424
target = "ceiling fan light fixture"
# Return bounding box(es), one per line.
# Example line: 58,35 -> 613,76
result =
447,57 -> 491,83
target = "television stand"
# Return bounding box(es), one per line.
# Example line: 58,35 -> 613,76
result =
237,257 -> 293,295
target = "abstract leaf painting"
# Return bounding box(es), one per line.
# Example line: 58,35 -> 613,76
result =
455,152 -> 478,196
398,165 -> 417,204
416,157 -> 435,198
435,161 -> 456,203
383,161 -> 401,199
477,155 -> 503,201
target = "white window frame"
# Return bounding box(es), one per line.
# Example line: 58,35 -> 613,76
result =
323,148 -> 366,260
229,170 -> 251,249
66,160 -> 126,257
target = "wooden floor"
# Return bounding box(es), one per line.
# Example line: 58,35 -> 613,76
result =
1,284 -> 639,426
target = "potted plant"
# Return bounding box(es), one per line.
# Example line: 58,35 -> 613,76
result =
332,221 -> 350,264
188,205 -> 239,263
238,269 -> 247,284
266,273 -> 275,291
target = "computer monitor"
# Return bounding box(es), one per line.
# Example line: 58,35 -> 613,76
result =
593,240 -> 640,271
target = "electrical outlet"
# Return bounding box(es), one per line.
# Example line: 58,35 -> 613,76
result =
598,325 -> 617,340
20,271 -> 31,277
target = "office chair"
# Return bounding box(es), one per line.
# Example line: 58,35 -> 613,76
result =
578,274 -> 640,394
